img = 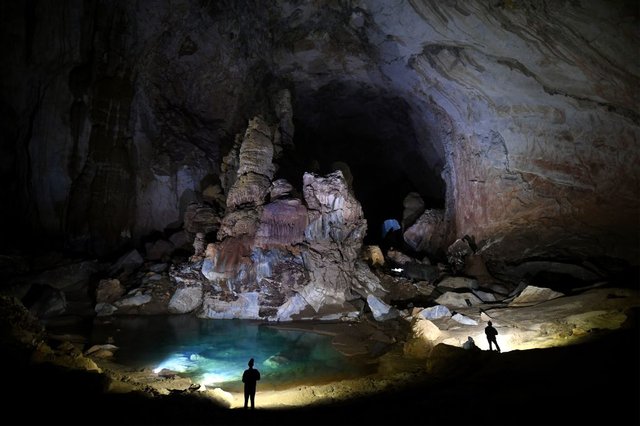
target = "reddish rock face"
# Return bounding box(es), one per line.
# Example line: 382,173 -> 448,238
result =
255,200 -> 308,248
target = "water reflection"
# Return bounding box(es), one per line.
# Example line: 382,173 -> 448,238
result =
90,315 -> 373,392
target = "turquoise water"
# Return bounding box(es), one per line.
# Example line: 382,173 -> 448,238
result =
89,316 -> 373,392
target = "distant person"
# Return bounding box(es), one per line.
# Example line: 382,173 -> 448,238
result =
242,358 -> 261,409
484,321 -> 501,352
462,336 -> 478,351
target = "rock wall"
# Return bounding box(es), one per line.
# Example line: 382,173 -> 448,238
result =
367,0 -> 640,263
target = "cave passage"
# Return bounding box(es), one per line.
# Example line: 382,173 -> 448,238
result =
277,82 -> 445,246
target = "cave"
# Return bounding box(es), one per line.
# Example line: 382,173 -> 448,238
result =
280,80 -> 446,247
0,1 -> 639,425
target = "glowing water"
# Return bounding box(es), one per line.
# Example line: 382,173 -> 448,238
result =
89,315 -> 373,392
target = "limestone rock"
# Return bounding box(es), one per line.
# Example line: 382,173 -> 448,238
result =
199,291 -> 260,319
303,171 -> 364,243
366,295 -> 399,321
434,291 -> 483,309
451,312 -> 478,326
299,170 -> 370,307
255,199 -> 308,247
269,178 -> 294,200
208,387 -> 235,408
509,285 -> 564,307
401,192 -> 425,230
115,292 -> 152,308
403,317 -> 442,358
109,250 -> 144,276
419,305 -> 451,320
362,245 -> 385,267
168,231 -> 192,251
437,276 -> 479,291
446,238 -> 474,274
96,279 -> 126,304
184,204 -> 221,235
225,173 -> 272,210
403,209 -> 446,255
168,284 -> 203,314
95,303 -> 118,317
225,116 -> 275,211
217,210 -> 261,241
144,239 -> 174,261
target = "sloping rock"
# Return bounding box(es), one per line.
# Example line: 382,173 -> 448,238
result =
366,295 -> 399,321
437,276 -> 479,291
199,291 -> 260,319
419,305 -> 451,320
168,284 -> 203,314
403,317 -> 442,358
109,250 -> 144,276
435,291 -> 483,309
403,209 -> 446,254
509,285 -> 564,307
451,312 -> 478,326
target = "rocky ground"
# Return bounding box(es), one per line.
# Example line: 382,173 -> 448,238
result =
1,281 -> 639,426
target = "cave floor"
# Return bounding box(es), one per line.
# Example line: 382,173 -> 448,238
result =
7,316 -> 637,426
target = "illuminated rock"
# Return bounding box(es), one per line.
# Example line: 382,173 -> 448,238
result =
208,387 -> 235,408
419,305 -> 451,320
168,284 -> 203,314
508,285 -> 565,307
200,291 -> 260,319
362,245 -> 384,267
366,295 -> 399,321
434,291 -> 483,309
451,312 -> 478,326
225,116 -> 275,210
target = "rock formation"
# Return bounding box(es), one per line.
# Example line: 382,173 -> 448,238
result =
0,1 -> 638,320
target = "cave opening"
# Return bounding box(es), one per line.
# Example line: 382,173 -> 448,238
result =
276,81 -> 446,248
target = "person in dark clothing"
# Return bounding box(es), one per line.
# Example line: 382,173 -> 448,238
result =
242,358 -> 261,409
485,321 -> 501,352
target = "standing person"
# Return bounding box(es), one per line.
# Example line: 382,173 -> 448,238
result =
242,358 -> 261,409
484,321 -> 501,352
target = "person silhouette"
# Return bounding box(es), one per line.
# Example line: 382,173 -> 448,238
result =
463,336 -> 478,351
242,358 -> 261,409
484,321 -> 501,352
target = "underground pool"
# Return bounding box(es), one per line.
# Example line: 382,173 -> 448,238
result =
87,315 -> 376,392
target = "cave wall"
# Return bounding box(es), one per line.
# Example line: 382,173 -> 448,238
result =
1,0 -> 638,266
383,0 -> 640,263
0,0 -> 275,254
